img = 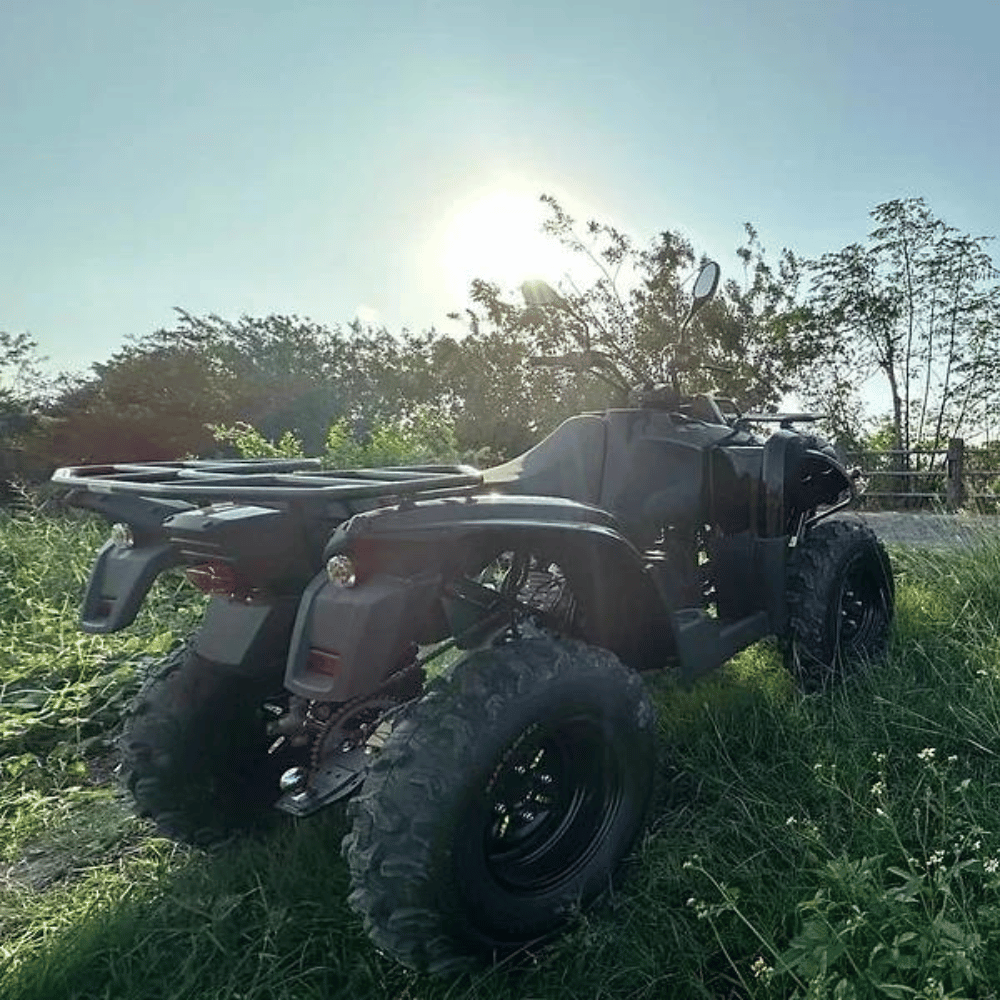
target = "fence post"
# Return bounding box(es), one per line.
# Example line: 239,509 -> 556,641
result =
946,437 -> 964,510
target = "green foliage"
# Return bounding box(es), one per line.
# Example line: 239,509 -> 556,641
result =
739,751 -> 998,998
0,513 -> 202,879
213,406 -> 459,468
40,313 -> 446,466
806,197 -> 1000,450
0,332 -> 52,484
0,331 -> 48,409
323,407 -> 458,467
210,421 -> 306,459
459,196 -> 821,417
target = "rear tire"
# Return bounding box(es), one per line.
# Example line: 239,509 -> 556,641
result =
120,644 -> 287,845
343,636 -> 656,973
784,518 -> 894,691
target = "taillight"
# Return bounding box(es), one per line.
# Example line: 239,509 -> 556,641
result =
185,561 -> 239,596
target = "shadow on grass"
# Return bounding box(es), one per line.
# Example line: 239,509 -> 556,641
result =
1,810 -> 399,1000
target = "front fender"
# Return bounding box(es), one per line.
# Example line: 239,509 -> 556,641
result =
762,431 -> 854,535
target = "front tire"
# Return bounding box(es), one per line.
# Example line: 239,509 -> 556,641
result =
343,636 -> 656,973
120,644 -> 288,844
784,518 -> 894,690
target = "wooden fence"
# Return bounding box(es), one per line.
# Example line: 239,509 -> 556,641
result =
845,438 -> 1000,511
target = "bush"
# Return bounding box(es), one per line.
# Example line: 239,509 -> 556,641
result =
212,407 -> 460,467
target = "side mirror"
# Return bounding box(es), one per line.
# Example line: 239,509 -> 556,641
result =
680,261 -> 720,339
692,261 -> 721,309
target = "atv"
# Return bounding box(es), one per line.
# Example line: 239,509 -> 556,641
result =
52,261 -> 894,973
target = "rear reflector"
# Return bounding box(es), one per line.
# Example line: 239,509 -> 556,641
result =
307,647 -> 341,677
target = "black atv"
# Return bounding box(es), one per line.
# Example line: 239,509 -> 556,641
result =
52,262 -> 893,973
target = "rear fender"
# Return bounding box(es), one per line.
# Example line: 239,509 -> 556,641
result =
78,501 -> 314,633
80,539 -> 182,633
285,569 -> 442,700
286,497 -> 675,701
71,491 -> 193,633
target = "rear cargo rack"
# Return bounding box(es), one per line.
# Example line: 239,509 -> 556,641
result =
52,458 -> 484,503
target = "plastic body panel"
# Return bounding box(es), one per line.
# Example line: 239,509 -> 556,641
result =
80,540 -> 182,633
285,570 -> 441,700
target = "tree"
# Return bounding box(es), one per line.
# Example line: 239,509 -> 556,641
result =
806,198 -> 1000,455
0,331 -> 47,423
428,323 -> 609,461
41,312 -> 446,466
44,343 -> 230,463
33,198 -> 829,471
455,196 -> 820,433
0,332 -> 52,484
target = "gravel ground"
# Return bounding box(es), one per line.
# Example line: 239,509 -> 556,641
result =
850,510 -> 1000,548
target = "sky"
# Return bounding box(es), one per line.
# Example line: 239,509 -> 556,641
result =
4,0 -> 1000,383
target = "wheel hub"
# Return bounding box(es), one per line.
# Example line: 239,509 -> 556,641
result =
483,719 -> 622,893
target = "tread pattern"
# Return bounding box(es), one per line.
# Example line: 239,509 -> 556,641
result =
342,635 -> 655,974
120,644 -> 287,844
785,517 -> 894,690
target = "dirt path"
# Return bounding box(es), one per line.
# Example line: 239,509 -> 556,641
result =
854,511 -> 1000,548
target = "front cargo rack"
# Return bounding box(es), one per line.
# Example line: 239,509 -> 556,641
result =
52,458 -> 484,503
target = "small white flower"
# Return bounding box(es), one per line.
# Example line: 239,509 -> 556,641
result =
985,858 -> 999,875
947,755 -> 958,765
928,850 -> 945,867
751,956 -> 772,979
871,780 -> 887,797
918,747 -> 937,763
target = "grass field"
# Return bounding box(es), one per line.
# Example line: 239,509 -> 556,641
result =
3,510 -> 1000,999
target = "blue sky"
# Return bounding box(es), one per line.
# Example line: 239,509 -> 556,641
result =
4,0 -> 999,379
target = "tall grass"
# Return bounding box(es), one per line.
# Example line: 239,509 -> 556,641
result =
3,511 -> 1000,998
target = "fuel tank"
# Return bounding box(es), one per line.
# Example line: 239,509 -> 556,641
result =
482,409 -> 758,546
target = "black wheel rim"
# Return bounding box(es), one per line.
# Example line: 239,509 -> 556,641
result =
836,551 -> 888,655
483,719 -> 623,894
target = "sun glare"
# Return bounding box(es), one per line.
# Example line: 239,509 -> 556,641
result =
439,189 -> 578,302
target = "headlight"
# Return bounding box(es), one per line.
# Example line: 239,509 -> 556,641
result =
326,554 -> 356,588
110,522 -> 135,549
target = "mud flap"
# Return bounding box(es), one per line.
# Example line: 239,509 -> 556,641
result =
193,596 -> 300,674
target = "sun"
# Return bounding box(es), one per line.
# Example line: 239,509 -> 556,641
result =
439,189 -> 577,302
